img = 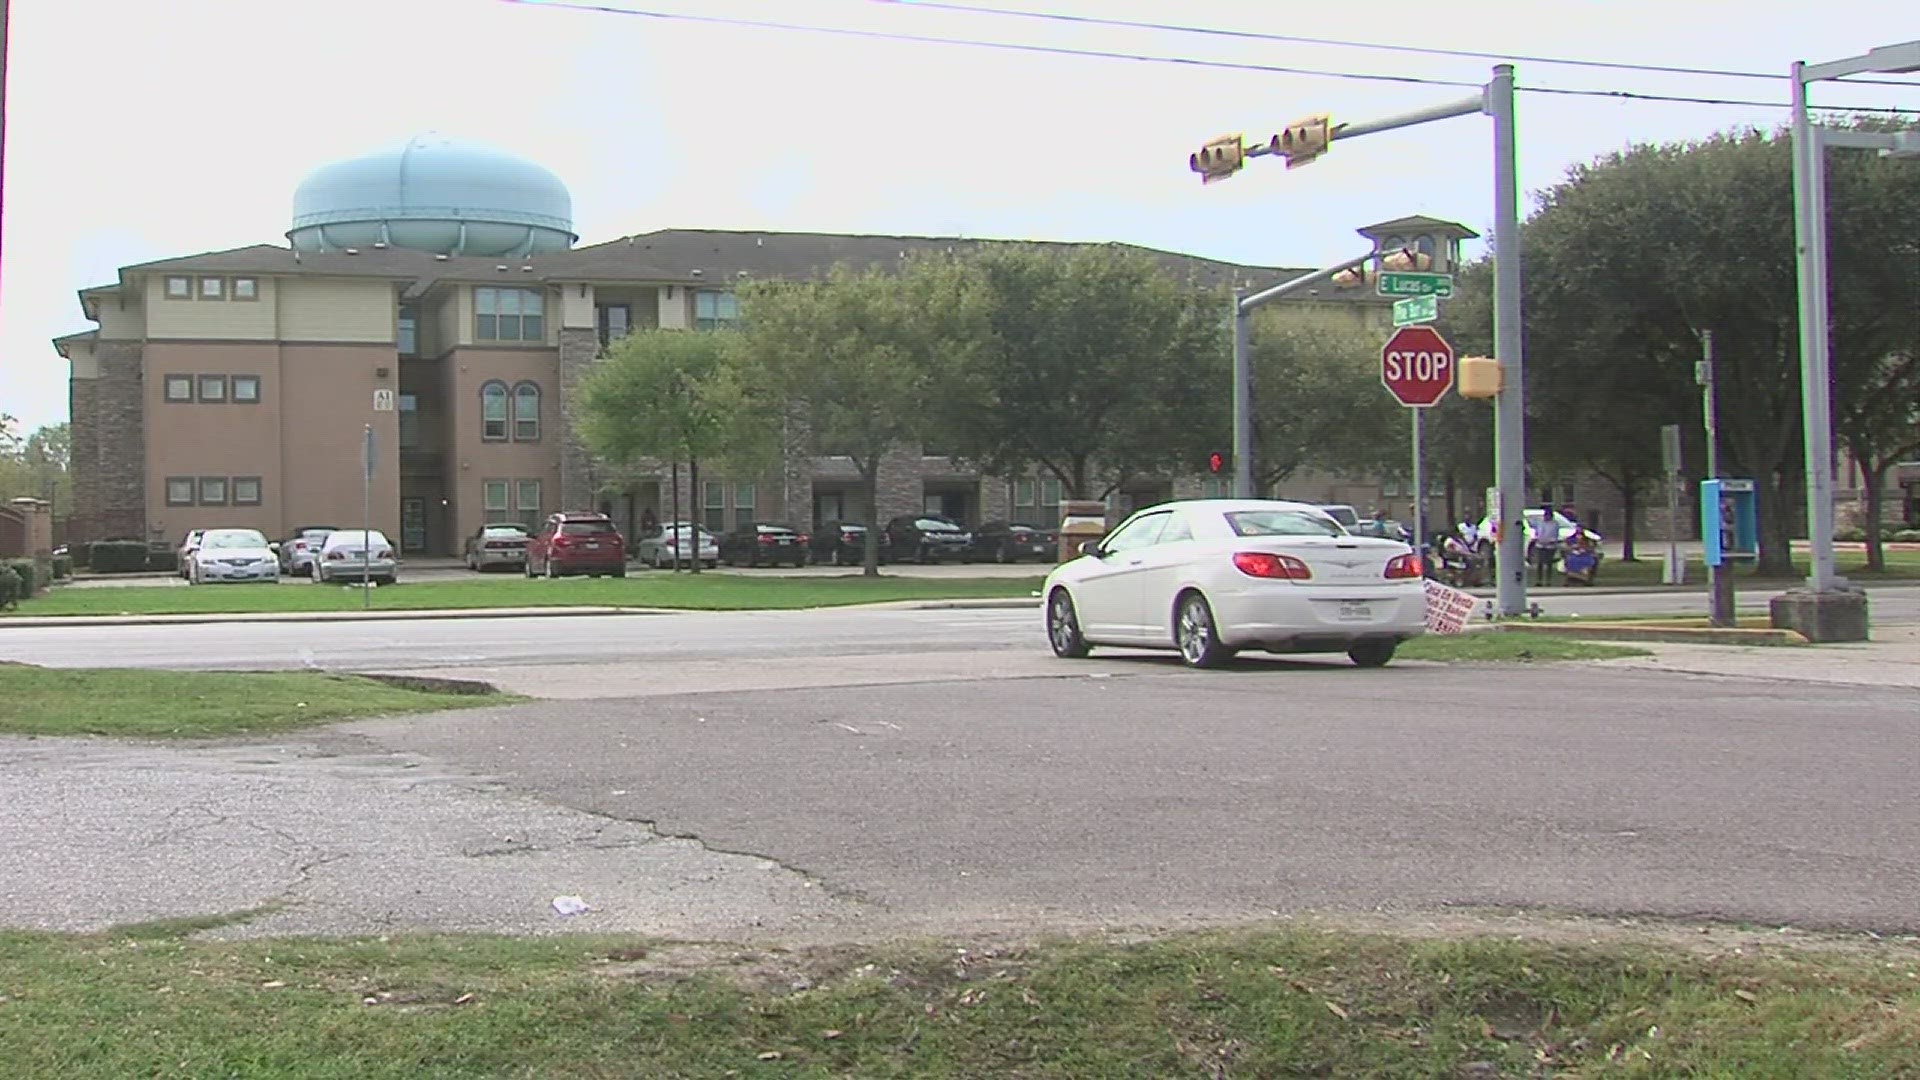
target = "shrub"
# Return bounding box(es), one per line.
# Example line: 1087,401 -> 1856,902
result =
146,551 -> 179,574
0,565 -> 19,610
3,557 -> 41,594
52,554 -> 73,580
1834,527 -> 1865,542
70,544 -> 89,569
1894,529 -> 1920,544
87,540 -> 150,574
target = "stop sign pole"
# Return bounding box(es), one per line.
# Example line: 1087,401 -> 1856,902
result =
1381,325 -> 1456,557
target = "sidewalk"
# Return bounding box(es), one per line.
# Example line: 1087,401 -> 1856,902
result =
0,597 -> 1040,629
1592,624 -> 1920,690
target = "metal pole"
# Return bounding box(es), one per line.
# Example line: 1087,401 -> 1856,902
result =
1231,297 -> 1253,498
1788,63 -> 1840,593
1410,408 -> 1425,558
361,423 -> 372,610
1487,64 -> 1529,616
1701,331 -> 1736,626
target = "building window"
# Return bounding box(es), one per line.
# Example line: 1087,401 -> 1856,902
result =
232,375 -> 261,403
703,481 -> 727,532
165,276 -> 192,299
597,303 -> 630,346
694,289 -> 738,331
480,381 -> 508,440
197,374 -> 227,402
1013,479 -> 1036,509
198,476 -> 228,505
515,479 -> 542,531
232,477 -> 262,506
483,480 -> 512,524
164,374 -> 194,403
397,313 -> 418,356
734,483 -> 756,528
1040,478 -> 1063,514
166,477 -> 195,506
398,393 -> 419,450
232,277 -> 259,301
511,381 -> 540,441
474,287 -> 545,342
198,276 -> 225,301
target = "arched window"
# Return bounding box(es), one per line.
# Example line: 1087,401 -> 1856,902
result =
512,381 -> 540,441
480,381 -> 508,441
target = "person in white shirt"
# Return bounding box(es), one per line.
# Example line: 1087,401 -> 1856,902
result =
1530,502 -> 1563,585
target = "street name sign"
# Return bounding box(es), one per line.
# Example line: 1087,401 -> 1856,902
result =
1391,294 -> 1439,326
1377,271 -> 1454,298
1381,325 -> 1455,408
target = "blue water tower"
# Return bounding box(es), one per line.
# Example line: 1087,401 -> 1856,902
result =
1701,479 -> 1759,567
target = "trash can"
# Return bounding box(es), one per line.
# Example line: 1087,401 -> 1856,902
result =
1057,500 -> 1109,563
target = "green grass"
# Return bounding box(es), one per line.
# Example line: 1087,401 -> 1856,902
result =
1,922 -> 1914,1078
1583,550 -> 1920,587
1400,631 -> 1651,662
0,667 -> 512,738
6,573 -> 1046,618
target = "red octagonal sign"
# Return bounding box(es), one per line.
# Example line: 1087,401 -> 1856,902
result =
1381,325 -> 1455,408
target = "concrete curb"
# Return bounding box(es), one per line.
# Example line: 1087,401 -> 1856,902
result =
1492,622 -> 1809,647
0,597 -> 1043,629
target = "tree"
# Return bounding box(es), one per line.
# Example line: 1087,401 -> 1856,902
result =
0,418 -> 72,518
923,245 -> 1229,500
576,330 -> 773,572
739,262 -> 972,576
1247,306 -> 1406,495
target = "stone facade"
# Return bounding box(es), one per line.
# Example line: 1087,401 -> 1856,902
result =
71,341 -> 147,544
555,326 -> 603,513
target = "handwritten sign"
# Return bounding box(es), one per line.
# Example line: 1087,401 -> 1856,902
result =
1422,579 -> 1478,635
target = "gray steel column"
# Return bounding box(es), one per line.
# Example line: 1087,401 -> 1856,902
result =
1410,408 -> 1425,554
1788,63 -> 1840,592
1231,296 -> 1253,498
1488,64 -> 1529,615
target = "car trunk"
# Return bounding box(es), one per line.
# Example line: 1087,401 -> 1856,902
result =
1238,535 -> 1409,587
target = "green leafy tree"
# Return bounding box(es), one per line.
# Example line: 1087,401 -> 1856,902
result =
1247,306 -> 1406,495
576,330 -> 773,573
739,262 -> 974,576
924,246 -> 1229,500
0,418 -> 72,517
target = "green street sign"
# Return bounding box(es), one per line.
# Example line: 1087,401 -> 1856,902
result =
1392,294 -> 1439,326
1377,272 -> 1454,298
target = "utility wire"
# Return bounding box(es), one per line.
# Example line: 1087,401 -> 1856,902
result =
869,0 -> 1920,88
505,0 -> 1920,113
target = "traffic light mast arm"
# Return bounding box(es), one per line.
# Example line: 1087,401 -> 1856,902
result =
1240,93 -> 1485,167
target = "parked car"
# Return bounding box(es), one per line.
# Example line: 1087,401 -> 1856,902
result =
278,525 -> 340,575
1042,499 -> 1425,669
1352,518 -> 1412,543
1315,504 -> 1361,531
187,528 -> 280,585
1472,509 -> 1601,547
312,529 -> 397,585
634,521 -> 720,569
719,522 -> 809,568
884,515 -> 972,564
809,521 -> 891,566
968,520 -> 1057,563
464,522 -> 531,571
526,513 -> 626,578
176,529 -> 207,579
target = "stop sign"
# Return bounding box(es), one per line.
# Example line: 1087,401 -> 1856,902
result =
1380,325 -> 1455,407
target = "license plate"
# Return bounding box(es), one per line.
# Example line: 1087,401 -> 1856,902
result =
1336,602 -> 1373,622
583,542 -> 600,549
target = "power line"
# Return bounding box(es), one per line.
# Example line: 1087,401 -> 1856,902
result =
870,0 -> 1920,88
506,0 -> 1920,113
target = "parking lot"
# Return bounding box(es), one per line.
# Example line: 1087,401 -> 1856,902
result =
65,557 -> 1050,588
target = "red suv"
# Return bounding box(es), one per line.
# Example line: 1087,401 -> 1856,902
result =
526,513 -> 627,578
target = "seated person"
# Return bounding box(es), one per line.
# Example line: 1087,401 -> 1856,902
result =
1562,530 -> 1601,585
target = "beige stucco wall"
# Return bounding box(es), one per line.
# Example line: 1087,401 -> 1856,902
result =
67,342 -> 100,379
560,282 -> 595,329
593,286 -> 661,331
144,273 -> 278,340
657,284 -> 690,330
445,345 -> 562,543
142,342 -> 285,542
94,293 -> 146,340
277,277 -> 396,343
280,344 -> 402,542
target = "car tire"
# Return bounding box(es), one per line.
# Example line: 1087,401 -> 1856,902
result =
1347,642 -> 1397,668
612,565 -> 627,579
379,576 -> 397,587
997,542 -> 1013,564
1046,589 -> 1093,659
830,547 -> 844,567
524,558 -> 535,578
1175,592 -> 1234,669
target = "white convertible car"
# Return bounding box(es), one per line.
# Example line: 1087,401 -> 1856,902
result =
1042,499 -> 1428,668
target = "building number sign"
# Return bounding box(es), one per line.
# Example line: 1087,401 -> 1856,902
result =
373,388 -> 395,412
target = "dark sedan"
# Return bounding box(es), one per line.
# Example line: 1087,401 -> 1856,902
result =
719,522 -> 809,568
809,521 -> 891,566
968,520 -> 1057,563
884,515 -> 972,564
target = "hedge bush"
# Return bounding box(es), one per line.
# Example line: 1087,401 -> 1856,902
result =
146,551 -> 179,574
87,540 -> 150,574
2,557 -> 39,597
1895,529 -> 1920,543
0,565 -> 19,610
52,554 -> 73,580
70,544 -> 89,569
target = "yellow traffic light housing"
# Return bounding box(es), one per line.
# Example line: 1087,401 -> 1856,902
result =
1190,135 -> 1245,184
1458,355 -> 1502,399
1379,246 -> 1434,272
1270,114 -> 1331,169
1330,266 -> 1368,289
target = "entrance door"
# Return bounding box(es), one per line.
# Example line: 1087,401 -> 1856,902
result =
814,490 -> 845,526
400,497 -> 428,554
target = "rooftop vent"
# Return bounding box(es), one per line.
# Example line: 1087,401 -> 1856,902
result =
691,268 -> 703,277
496,264 -> 509,272
521,265 -> 534,272
372,241 -> 388,249
736,270 -> 749,278
756,237 -> 764,246
434,253 -> 449,261
345,247 -> 360,255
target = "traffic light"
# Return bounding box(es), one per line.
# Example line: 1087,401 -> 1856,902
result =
1207,451 -> 1227,474
1457,356 -> 1502,399
1269,114 -> 1331,169
1330,265 -> 1368,289
1379,246 -> 1434,272
1189,135 -> 1245,184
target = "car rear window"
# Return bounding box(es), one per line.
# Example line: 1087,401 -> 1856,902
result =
1225,510 -> 1346,538
559,521 -> 616,536
483,526 -> 527,538
916,518 -> 960,531
757,525 -> 798,535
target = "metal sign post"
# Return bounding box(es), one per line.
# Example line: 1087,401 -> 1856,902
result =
1660,423 -> 1683,586
361,424 -> 376,610
1698,332 -> 1735,626
1410,409 -> 1426,557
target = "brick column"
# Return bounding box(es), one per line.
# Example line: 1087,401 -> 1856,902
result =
556,327 -> 602,511
85,341 -> 146,543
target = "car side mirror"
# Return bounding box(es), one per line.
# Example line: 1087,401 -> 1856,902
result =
269,542 -> 281,552
1079,540 -> 1104,558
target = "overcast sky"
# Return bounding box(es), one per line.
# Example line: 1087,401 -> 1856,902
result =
2,0 -> 1913,432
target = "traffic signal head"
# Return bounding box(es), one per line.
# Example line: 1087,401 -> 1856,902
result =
1207,451 -> 1226,474
1379,246 -> 1434,272
1190,135 -> 1245,184
1330,266 -> 1368,289
1457,356 -> 1502,399
1270,114 -> 1331,169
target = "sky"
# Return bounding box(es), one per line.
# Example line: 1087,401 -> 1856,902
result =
2,0 -> 1915,433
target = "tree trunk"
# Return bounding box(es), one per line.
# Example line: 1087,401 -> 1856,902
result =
860,456 -> 881,578
1068,456 -> 1090,502
1620,479 -> 1638,562
1755,469 -> 1798,576
1444,471 -> 1458,528
687,457 -> 701,574
1862,458 -> 1889,572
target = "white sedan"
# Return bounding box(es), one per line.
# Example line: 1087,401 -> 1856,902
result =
1042,499 -> 1427,669
187,528 -> 280,585
634,522 -> 720,569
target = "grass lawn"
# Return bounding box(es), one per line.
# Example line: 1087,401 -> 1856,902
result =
1399,631 -> 1650,662
6,573 -> 1047,618
2,922 -> 1914,1078
1584,549 -> 1920,587
0,667 -> 511,738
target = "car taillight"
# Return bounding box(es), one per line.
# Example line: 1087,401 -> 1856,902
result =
1384,553 -> 1423,579
376,549 -> 394,560
842,530 -> 859,540
797,533 -> 810,544
758,535 -> 774,545
1232,551 -> 1312,580
551,534 -> 572,547
327,550 -> 346,561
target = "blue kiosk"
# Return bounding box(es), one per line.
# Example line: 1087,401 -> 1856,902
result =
1701,478 -> 1759,567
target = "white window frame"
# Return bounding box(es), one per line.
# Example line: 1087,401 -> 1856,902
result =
511,382 -> 540,442
165,275 -> 192,299
232,276 -> 259,301
232,476 -> 262,506
198,276 -> 225,301
480,381 -> 509,441
514,479 -> 542,531
482,479 -> 512,523
475,287 -> 546,343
